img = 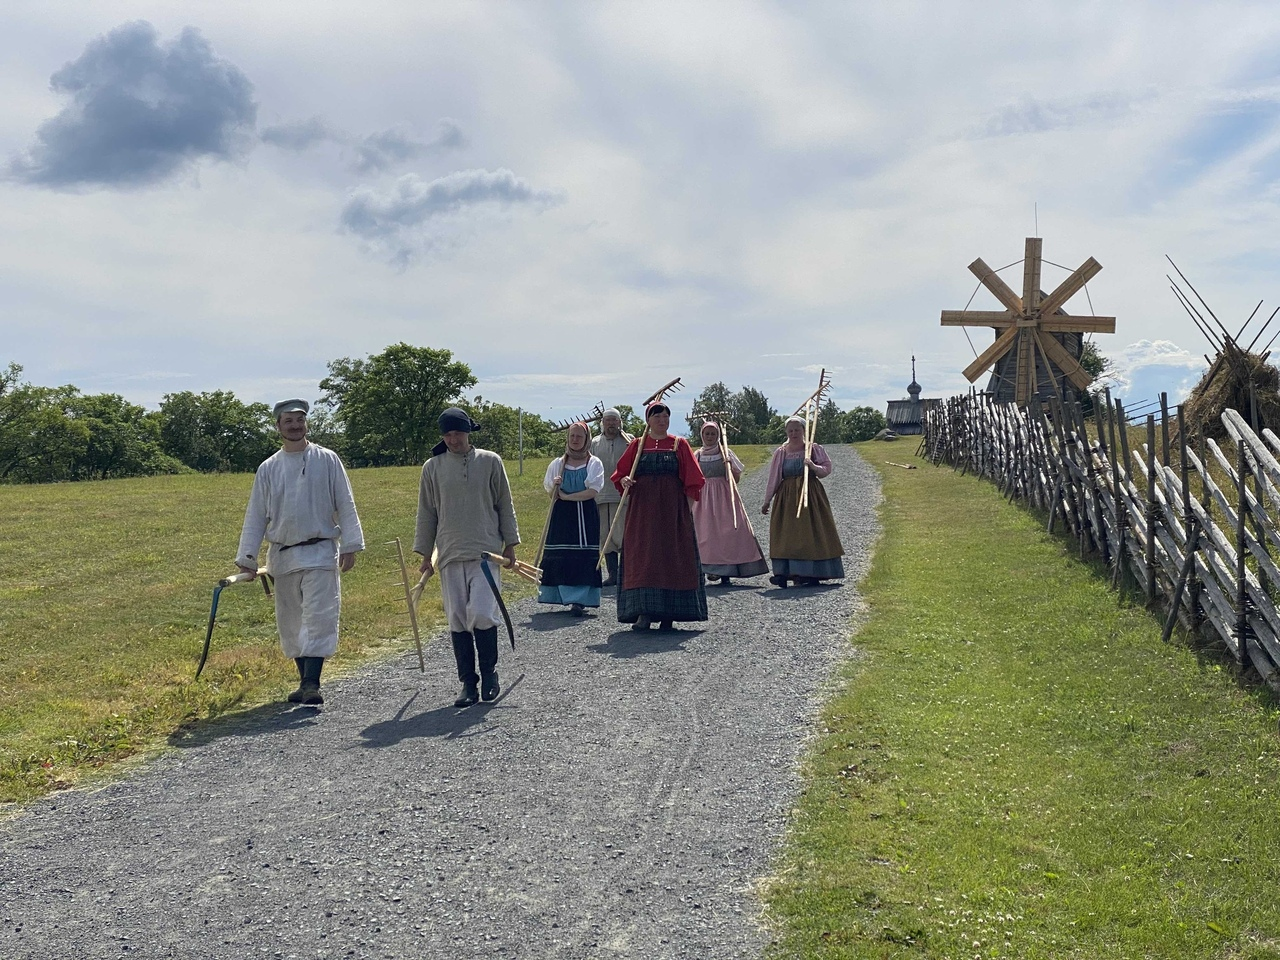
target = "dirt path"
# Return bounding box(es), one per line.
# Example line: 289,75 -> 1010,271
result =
1,445 -> 881,960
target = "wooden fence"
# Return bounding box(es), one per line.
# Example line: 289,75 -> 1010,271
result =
922,391 -> 1280,688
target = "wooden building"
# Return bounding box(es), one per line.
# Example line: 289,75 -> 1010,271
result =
885,357 -> 941,435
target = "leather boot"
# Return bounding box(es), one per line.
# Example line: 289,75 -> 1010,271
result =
287,658 -> 307,703
451,631 -> 479,706
602,552 -> 619,587
475,626 -> 500,701
298,657 -> 324,705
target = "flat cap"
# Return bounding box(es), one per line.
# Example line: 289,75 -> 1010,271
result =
273,398 -> 310,418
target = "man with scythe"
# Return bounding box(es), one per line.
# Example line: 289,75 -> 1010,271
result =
235,399 -> 365,706
415,407 -> 520,707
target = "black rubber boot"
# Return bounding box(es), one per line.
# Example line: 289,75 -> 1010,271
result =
602,551 -> 619,587
298,657 -> 324,705
475,626 -> 500,701
451,631 -> 479,706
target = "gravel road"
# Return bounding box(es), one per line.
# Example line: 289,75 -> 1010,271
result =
1,445 -> 881,960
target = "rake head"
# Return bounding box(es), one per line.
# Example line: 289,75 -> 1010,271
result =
643,377 -> 683,406
551,402 -> 606,432
689,408 -> 740,435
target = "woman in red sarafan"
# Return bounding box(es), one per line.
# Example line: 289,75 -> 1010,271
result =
611,402 -> 707,630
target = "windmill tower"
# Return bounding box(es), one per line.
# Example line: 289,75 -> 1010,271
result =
941,238 -> 1115,406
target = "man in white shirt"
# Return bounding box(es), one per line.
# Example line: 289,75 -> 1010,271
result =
236,399 -> 364,705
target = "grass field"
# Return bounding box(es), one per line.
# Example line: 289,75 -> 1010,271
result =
0,443 -> 772,806
765,440 -> 1280,959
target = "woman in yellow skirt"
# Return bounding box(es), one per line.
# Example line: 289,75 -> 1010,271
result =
761,416 -> 844,588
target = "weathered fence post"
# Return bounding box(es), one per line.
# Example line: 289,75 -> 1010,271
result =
1145,415 -> 1158,602
1238,439 -> 1251,667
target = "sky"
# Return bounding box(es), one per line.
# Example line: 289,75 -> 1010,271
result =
3,2 -> 1280,428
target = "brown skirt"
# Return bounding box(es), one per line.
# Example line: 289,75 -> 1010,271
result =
769,475 -> 844,561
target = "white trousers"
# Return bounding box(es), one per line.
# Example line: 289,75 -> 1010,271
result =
273,566 -> 341,658
439,560 -> 503,633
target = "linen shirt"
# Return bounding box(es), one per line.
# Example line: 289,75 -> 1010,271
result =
235,443 -> 365,577
415,446 -> 521,569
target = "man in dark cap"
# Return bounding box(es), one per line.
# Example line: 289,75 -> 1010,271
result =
235,398 -> 364,705
414,407 -> 520,706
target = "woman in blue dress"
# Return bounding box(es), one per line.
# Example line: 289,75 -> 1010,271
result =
537,422 -> 605,614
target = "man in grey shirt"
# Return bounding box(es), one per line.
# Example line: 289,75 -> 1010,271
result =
415,408 -> 520,707
236,399 -> 364,706
591,408 -> 633,586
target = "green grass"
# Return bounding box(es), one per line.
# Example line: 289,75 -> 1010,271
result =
765,440 -> 1280,958
0,444 -> 772,807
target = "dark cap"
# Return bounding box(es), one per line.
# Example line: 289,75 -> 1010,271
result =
273,398 -> 309,418
645,402 -> 670,419
439,407 -> 479,434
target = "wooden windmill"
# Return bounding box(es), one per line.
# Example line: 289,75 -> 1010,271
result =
941,237 -> 1116,406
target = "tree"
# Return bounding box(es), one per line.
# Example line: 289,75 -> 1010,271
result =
67,393 -> 182,480
320,343 -> 477,467
841,406 -> 888,442
460,396 -> 558,460
614,405 -> 645,437
686,381 -> 733,437
814,398 -> 843,444
1080,340 -> 1114,417
158,391 -> 277,472
730,386 -> 776,444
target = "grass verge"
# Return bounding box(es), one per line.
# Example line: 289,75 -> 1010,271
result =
765,440 -> 1280,959
0,443 -> 771,807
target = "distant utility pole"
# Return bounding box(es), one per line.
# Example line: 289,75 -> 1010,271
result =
518,407 -> 524,475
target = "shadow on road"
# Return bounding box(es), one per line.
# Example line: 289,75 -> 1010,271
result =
524,609 -> 603,632
760,583 -> 843,601
358,674 -> 526,747
587,629 -> 703,659
169,700 -> 322,748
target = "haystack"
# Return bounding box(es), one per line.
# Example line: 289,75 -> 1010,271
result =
1181,344 -> 1280,441
1168,257 -> 1280,442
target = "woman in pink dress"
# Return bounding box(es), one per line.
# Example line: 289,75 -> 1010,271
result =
692,421 -> 768,585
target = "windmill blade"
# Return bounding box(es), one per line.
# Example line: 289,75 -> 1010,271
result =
1037,257 -> 1102,318
968,258 -> 1023,314
940,310 -> 1015,327
1023,238 -> 1043,314
1035,329 -> 1093,391
1038,316 -> 1116,334
962,325 -> 1020,382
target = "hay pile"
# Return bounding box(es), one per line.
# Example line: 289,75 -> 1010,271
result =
1181,347 -> 1280,441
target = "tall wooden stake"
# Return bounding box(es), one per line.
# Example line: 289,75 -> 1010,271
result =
393,538 -> 426,673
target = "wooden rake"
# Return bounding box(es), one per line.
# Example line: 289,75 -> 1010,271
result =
549,402 -> 606,433
793,368 -> 833,517
598,377 -> 683,566
689,408 -> 750,531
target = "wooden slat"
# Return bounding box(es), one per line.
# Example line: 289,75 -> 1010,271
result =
1039,316 -> 1117,334
1038,257 -> 1103,317
968,257 -> 1023,314
1023,238 -> 1043,315
940,310 -> 1015,327
1014,330 -> 1035,405
1035,330 -> 1094,391
962,325 -> 1019,382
